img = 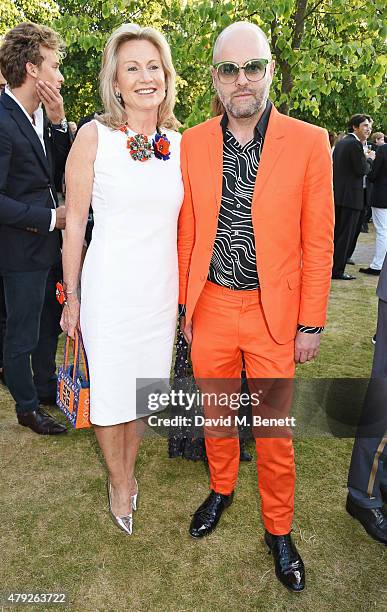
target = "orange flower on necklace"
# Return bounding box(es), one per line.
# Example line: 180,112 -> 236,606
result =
153,132 -> 171,161
153,133 -> 171,160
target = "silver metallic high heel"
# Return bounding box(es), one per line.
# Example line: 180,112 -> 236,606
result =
131,477 -> 138,512
107,479 -> 133,535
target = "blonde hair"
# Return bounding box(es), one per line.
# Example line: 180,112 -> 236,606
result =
370,131 -> 385,143
98,23 -> 179,131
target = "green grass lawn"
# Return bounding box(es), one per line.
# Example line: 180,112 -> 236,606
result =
1,230 -> 385,611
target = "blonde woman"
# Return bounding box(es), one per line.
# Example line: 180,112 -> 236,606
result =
61,24 -> 183,534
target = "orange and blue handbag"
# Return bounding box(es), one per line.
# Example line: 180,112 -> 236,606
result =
56,329 -> 91,429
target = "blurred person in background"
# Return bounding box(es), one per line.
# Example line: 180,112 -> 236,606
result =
360,143 -> 387,276
332,114 -> 374,279
0,69 -> 6,384
347,254 -> 387,544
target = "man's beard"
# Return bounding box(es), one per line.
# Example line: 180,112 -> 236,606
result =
218,83 -> 270,119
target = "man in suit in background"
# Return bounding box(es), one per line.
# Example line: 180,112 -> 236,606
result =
0,70 -> 7,384
0,22 -> 70,434
360,143 -> 387,276
347,254 -> 387,544
332,114 -> 375,280
178,21 -> 334,591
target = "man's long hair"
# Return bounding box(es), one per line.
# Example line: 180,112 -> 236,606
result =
211,94 -> 225,117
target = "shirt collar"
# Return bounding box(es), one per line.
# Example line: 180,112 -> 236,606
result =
220,99 -> 272,141
5,85 -> 43,125
348,131 -> 360,142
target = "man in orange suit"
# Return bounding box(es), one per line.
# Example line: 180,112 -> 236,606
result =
178,22 -> 334,592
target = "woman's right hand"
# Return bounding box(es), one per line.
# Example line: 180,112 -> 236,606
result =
60,295 -> 80,339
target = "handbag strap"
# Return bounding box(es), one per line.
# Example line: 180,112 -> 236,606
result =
76,329 -> 89,382
62,329 -> 89,383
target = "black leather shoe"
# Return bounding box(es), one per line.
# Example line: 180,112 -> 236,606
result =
346,495 -> 387,544
189,490 -> 233,538
239,439 -> 252,462
359,267 -> 380,276
17,408 -> 67,435
265,531 -> 305,592
332,273 -> 356,280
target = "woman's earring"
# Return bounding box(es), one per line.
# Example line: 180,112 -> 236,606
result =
115,91 -> 122,103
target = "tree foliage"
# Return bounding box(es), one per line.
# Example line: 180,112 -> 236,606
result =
0,0 -> 59,35
1,0 -> 385,131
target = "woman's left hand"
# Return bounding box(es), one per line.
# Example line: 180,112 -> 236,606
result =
60,295 -> 80,339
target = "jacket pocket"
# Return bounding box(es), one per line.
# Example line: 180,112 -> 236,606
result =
287,269 -> 301,290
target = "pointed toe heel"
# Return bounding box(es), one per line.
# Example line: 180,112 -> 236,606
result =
108,479 -> 133,535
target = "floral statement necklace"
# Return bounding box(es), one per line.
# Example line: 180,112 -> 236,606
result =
119,124 -> 171,162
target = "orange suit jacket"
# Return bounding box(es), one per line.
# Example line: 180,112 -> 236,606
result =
178,105 -> 334,344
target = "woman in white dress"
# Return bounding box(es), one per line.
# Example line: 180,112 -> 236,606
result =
61,23 -> 183,534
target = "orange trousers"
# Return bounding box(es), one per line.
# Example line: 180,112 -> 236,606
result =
191,281 -> 296,535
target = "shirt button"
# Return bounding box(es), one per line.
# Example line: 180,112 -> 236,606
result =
236,204 -> 240,208
235,231 -> 239,236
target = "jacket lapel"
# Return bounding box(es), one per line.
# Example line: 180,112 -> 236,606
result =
252,106 -> 285,205
1,93 -> 50,177
208,120 -> 224,211
43,118 -> 54,178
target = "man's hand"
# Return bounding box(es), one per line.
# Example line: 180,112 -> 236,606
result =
55,205 -> 66,229
365,149 -> 376,161
180,316 -> 192,344
36,80 -> 65,125
294,331 -> 321,364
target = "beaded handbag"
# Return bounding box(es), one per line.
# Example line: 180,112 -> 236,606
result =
56,329 -> 91,429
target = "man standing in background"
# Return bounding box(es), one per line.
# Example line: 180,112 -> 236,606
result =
0,69 -> 6,385
332,114 -> 375,280
360,142 -> 387,276
0,23 -> 70,434
347,254 -> 387,544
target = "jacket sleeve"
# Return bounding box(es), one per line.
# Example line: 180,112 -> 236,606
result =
51,126 -> 71,192
299,129 -> 335,327
0,125 -> 51,233
348,138 -> 371,177
177,133 -> 195,305
367,146 -> 384,183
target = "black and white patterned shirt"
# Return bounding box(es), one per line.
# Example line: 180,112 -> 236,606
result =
208,103 -> 271,288
180,100 -> 323,333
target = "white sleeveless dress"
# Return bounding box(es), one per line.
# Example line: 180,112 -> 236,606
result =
80,121 -> 183,425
